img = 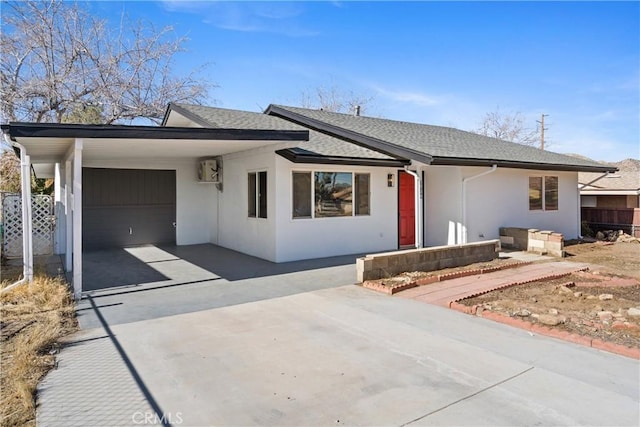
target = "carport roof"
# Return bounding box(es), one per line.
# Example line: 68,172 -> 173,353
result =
2,122 -> 307,141
1,122 -> 309,167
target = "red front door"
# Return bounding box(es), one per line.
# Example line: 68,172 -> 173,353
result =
398,171 -> 415,247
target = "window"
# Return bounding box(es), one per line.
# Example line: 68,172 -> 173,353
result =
292,171 -> 370,219
248,171 -> 267,218
529,177 -> 543,210
544,176 -> 558,210
315,172 -> 352,217
529,176 -> 558,211
292,172 -> 312,218
354,173 -> 370,215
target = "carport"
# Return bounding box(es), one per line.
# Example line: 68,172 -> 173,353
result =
1,122 -> 308,298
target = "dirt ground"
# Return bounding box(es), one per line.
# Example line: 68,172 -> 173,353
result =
461,241 -> 640,349
562,240 -> 640,279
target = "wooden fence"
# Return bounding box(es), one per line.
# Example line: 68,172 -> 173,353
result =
581,207 -> 640,237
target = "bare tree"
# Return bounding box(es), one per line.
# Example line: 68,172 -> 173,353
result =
300,83 -> 375,115
473,109 -> 539,147
1,0 -> 213,124
0,150 -> 22,193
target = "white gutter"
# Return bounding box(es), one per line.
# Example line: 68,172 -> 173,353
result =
2,134 -> 34,294
462,165 -> 497,244
404,166 -> 422,249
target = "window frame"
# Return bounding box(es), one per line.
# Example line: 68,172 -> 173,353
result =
291,170 -> 371,220
529,175 -> 559,212
248,170 -> 267,219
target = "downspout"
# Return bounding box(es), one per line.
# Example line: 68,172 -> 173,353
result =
461,165 -> 497,244
404,166 -> 422,249
1,134 -> 34,294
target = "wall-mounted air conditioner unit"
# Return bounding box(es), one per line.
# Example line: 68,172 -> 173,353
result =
197,159 -> 221,183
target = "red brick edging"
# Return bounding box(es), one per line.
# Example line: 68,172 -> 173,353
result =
449,269 -> 588,301
449,301 -> 640,360
362,261 -> 533,295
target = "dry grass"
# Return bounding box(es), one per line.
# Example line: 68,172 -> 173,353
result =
0,276 -> 77,427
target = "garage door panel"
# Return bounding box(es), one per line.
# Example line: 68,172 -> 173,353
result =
83,168 -> 176,250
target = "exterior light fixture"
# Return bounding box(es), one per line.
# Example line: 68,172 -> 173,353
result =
387,174 -> 394,187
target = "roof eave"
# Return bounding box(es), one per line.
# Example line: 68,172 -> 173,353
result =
276,149 -> 410,167
2,122 -> 309,142
266,105 -> 432,165
430,156 -> 618,173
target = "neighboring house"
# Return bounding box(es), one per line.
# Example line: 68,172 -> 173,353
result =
579,159 -> 640,208
2,104 -> 615,295
579,158 -> 640,236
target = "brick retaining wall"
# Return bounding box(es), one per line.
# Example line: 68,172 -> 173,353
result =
356,240 -> 500,282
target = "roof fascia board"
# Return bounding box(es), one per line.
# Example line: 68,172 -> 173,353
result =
160,103 -> 172,126
276,149 -> 409,167
162,103 -> 216,128
430,157 -> 618,173
4,122 -> 308,142
266,105 -> 429,164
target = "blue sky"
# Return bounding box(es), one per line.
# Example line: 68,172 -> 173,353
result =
91,1 -> 638,162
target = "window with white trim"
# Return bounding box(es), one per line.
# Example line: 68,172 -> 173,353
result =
292,171 -> 370,219
529,176 -> 558,211
248,171 -> 267,218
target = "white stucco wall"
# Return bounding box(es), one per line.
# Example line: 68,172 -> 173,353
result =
464,168 -> 580,241
82,158 -> 217,246
79,153 -> 580,262
274,156 -> 399,262
423,166 -> 463,246
215,149 -> 277,261
422,165 -> 580,246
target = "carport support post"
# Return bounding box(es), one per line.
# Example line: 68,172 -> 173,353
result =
20,150 -> 34,282
72,139 -> 83,299
64,154 -> 72,273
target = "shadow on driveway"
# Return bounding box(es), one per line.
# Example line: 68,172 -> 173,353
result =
77,243 -> 362,329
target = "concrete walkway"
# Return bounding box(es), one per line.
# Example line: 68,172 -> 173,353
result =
396,261 -> 589,306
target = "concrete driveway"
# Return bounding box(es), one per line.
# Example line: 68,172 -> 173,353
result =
77,244 -> 361,329
38,246 -> 639,426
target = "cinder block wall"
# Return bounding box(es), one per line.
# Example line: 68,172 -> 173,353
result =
527,229 -> 564,257
356,240 -> 500,282
499,227 -> 528,250
500,227 -> 564,257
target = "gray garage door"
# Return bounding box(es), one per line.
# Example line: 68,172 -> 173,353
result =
83,168 -> 176,250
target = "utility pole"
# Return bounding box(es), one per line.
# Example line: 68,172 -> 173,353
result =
537,114 -> 548,150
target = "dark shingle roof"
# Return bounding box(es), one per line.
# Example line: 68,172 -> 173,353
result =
169,103 -> 393,160
267,105 -> 616,172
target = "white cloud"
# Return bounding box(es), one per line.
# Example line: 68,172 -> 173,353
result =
160,1 -> 318,37
373,86 -> 441,107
